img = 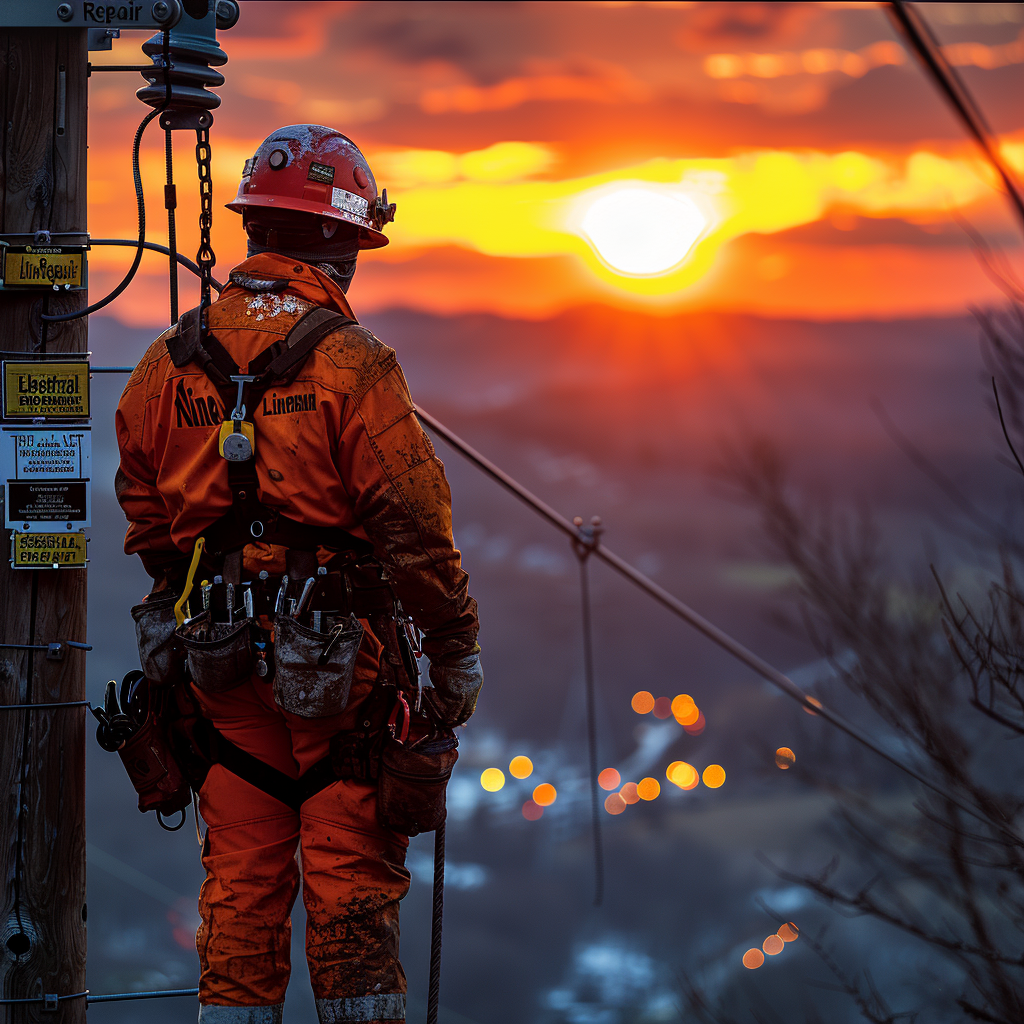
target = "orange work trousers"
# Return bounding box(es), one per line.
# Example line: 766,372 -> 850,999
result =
193,643 -> 410,1024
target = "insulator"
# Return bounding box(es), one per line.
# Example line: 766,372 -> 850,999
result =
137,1 -> 237,112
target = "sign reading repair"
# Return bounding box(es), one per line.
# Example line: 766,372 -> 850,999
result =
2,361 -> 90,419
11,531 -> 87,569
1,246 -> 86,290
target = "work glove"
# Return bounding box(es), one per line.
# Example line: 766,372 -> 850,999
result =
423,647 -> 483,727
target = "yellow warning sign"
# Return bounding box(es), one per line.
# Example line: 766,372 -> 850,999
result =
11,531 -> 87,569
3,362 -> 90,419
3,247 -> 84,289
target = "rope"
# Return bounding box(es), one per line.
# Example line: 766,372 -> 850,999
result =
427,821 -> 446,1024
573,519 -> 604,907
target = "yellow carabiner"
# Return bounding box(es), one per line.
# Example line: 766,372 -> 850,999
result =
174,536 -> 206,627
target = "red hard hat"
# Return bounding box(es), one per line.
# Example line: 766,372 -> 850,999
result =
226,125 -> 396,249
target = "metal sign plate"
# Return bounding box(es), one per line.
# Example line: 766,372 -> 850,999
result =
1,245 -> 86,291
0,428 -> 91,531
2,361 -> 90,419
0,1 -> 173,29
11,531 -> 87,569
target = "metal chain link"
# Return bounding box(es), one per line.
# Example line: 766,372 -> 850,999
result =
195,125 -> 216,310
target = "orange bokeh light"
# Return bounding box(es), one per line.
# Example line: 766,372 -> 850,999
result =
604,792 -> 627,815
803,696 -> 822,716
532,783 -> 557,806
522,800 -> 543,821
778,922 -> 800,942
620,782 -> 639,804
775,746 -> 796,769
671,694 -> 700,725
742,948 -> 765,969
652,696 -> 672,719
763,934 -> 784,956
631,690 -> 655,714
667,761 -> 699,790
684,711 -> 706,735
598,768 -> 621,791
702,764 -> 726,789
509,755 -> 534,779
637,777 -> 661,800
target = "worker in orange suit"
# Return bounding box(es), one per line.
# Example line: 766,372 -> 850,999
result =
114,125 -> 482,1024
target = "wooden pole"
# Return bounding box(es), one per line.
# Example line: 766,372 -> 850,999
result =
0,27 -> 88,1024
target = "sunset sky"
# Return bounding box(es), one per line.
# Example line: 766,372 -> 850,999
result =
86,1 -> 1024,325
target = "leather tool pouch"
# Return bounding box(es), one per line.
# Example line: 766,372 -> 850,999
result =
116,679 -> 196,816
273,613 -> 364,718
377,730 -> 459,836
131,592 -> 185,685
177,613 -> 256,692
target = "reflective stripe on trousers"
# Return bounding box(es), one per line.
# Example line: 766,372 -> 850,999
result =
316,994 -> 407,1022
199,1005 -> 284,1024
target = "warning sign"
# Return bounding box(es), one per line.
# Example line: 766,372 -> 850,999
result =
3,361 -> 90,419
2,246 -> 85,290
0,428 -> 90,480
11,531 -> 87,569
6,481 -> 90,528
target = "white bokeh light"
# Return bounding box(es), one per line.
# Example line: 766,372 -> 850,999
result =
579,187 -> 708,276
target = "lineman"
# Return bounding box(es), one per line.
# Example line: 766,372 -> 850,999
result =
114,125 -> 482,1024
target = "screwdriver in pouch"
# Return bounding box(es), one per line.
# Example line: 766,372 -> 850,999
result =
274,575 -> 289,616
226,583 -> 234,627
296,577 -> 316,616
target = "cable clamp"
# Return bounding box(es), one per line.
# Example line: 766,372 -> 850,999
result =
572,515 -> 603,562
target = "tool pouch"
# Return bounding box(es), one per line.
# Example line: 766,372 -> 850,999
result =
377,729 -> 459,836
115,681 -> 193,816
272,613 -> 363,718
177,613 -> 256,693
131,592 -> 186,685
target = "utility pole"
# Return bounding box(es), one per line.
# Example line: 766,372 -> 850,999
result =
0,24 -> 89,1024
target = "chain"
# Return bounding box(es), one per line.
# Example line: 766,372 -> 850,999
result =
195,125 -> 216,311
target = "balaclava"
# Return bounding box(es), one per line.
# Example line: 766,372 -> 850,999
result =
244,210 -> 359,293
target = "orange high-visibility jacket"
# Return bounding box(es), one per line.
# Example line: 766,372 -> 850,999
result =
115,252 -> 478,652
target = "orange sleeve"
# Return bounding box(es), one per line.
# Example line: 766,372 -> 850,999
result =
114,343 -> 179,578
334,347 -> 479,660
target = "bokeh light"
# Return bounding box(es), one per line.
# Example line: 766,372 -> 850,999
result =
620,782 -> 639,804
775,746 -> 796,769
652,696 -> 672,719
532,783 -> 557,807
604,792 -> 627,815
509,755 -> 534,779
631,690 -> 655,714
671,694 -> 700,726
763,934 -> 784,956
702,764 -> 726,789
637,777 -> 661,801
742,948 -> 765,969
480,768 -> 505,792
522,800 -> 543,821
684,711 -> 706,735
778,922 -> 800,942
667,761 -> 699,790
598,768 -> 621,791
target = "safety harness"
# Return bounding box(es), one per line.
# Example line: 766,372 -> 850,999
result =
164,296 -> 372,572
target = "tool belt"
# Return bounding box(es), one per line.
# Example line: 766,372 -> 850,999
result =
102,671 -> 455,833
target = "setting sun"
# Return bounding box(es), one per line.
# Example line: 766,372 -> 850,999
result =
578,186 -> 708,276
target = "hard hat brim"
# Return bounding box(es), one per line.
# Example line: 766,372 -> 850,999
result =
226,193 -> 390,250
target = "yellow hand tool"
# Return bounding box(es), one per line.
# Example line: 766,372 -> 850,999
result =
174,537 -> 206,627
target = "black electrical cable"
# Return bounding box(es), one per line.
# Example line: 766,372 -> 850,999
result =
42,31 -> 171,323
162,29 -> 179,324
88,240 -> 223,293
887,1 -> 1024,238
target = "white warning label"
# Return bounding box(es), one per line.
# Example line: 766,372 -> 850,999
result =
0,428 -> 91,480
